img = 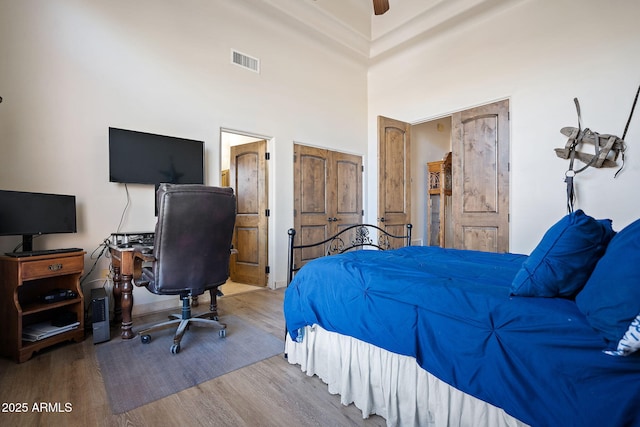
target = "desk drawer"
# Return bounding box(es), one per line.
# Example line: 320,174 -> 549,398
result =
21,256 -> 84,280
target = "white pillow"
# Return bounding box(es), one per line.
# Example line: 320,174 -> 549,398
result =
604,313 -> 640,356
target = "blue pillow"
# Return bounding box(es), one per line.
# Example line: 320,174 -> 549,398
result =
576,218 -> 640,344
510,210 -> 615,298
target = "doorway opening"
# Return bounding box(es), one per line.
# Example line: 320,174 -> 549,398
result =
410,117 -> 452,248
221,129 -> 272,288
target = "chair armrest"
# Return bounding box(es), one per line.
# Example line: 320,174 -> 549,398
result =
132,249 -> 155,284
133,250 -> 156,263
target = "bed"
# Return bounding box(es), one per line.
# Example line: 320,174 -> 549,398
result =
283,213 -> 640,427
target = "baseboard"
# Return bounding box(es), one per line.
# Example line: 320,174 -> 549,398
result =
273,280 -> 287,289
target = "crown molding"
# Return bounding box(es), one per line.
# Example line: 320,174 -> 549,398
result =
261,0 -> 370,59
259,0 -> 514,61
370,0 -> 483,58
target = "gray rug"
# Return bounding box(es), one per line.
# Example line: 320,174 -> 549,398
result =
95,315 -> 284,414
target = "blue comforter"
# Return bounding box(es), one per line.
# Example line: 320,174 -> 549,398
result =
284,246 -> 640,427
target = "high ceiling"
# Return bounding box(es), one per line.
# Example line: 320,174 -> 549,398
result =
262,0 -> 517,60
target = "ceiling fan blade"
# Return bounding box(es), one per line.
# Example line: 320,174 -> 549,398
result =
373,0 -> 390,15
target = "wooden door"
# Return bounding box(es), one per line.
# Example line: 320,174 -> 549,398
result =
377,116 -> 411,247
293,144 -> 362,268
451,99 -> 510,252
229,140 -> 268,285
333,150 -> 364,245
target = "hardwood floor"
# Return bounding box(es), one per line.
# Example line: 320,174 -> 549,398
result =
0,288 -> 386,426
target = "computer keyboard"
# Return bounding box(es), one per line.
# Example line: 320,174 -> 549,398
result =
5,248 -> 83,257
140,236 -> 155,246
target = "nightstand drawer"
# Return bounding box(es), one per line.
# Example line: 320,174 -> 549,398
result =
21,256 -> 84,280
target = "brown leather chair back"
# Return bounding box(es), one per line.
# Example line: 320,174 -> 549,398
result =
143,184 -> 236,297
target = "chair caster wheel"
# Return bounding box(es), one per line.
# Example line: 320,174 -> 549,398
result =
141,334 -> 151,344
170,343 -> 180,354
219,329 -> 226,338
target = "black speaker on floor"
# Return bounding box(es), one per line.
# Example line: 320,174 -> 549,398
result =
91,288 -> 110,344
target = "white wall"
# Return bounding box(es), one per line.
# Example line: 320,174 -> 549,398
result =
0,0 -> 368,310
367,0 -> 640,254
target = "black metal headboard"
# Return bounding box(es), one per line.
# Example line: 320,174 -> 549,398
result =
287,223 -> 412,284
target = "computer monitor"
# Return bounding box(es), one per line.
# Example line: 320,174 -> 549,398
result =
0,190 -> 77,252
108,127 -> 205,186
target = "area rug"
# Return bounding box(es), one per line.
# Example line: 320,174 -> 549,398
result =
95,315 -> 284,414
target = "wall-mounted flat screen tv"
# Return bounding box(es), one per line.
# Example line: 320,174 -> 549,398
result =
0,190 -> 77,252
109,127 -> 205,185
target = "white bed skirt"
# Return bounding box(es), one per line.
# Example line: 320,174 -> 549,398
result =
285,325 -> 528,427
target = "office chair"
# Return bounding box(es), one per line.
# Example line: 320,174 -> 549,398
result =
133,184 -> 236,354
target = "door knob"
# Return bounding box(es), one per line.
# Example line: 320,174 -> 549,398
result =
379,217 -> 385,223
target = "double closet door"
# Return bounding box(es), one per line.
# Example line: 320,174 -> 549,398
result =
293,144 -> 362,269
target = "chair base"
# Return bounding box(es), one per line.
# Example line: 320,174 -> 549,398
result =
138,294 -> 226,354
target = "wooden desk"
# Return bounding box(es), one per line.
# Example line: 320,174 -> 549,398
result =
109,245 -> 134,339
108,244 -> 154,339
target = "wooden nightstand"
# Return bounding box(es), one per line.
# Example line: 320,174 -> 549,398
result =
0,251 -> 85,363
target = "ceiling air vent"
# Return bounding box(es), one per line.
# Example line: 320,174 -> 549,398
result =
231,49 -> 260,73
